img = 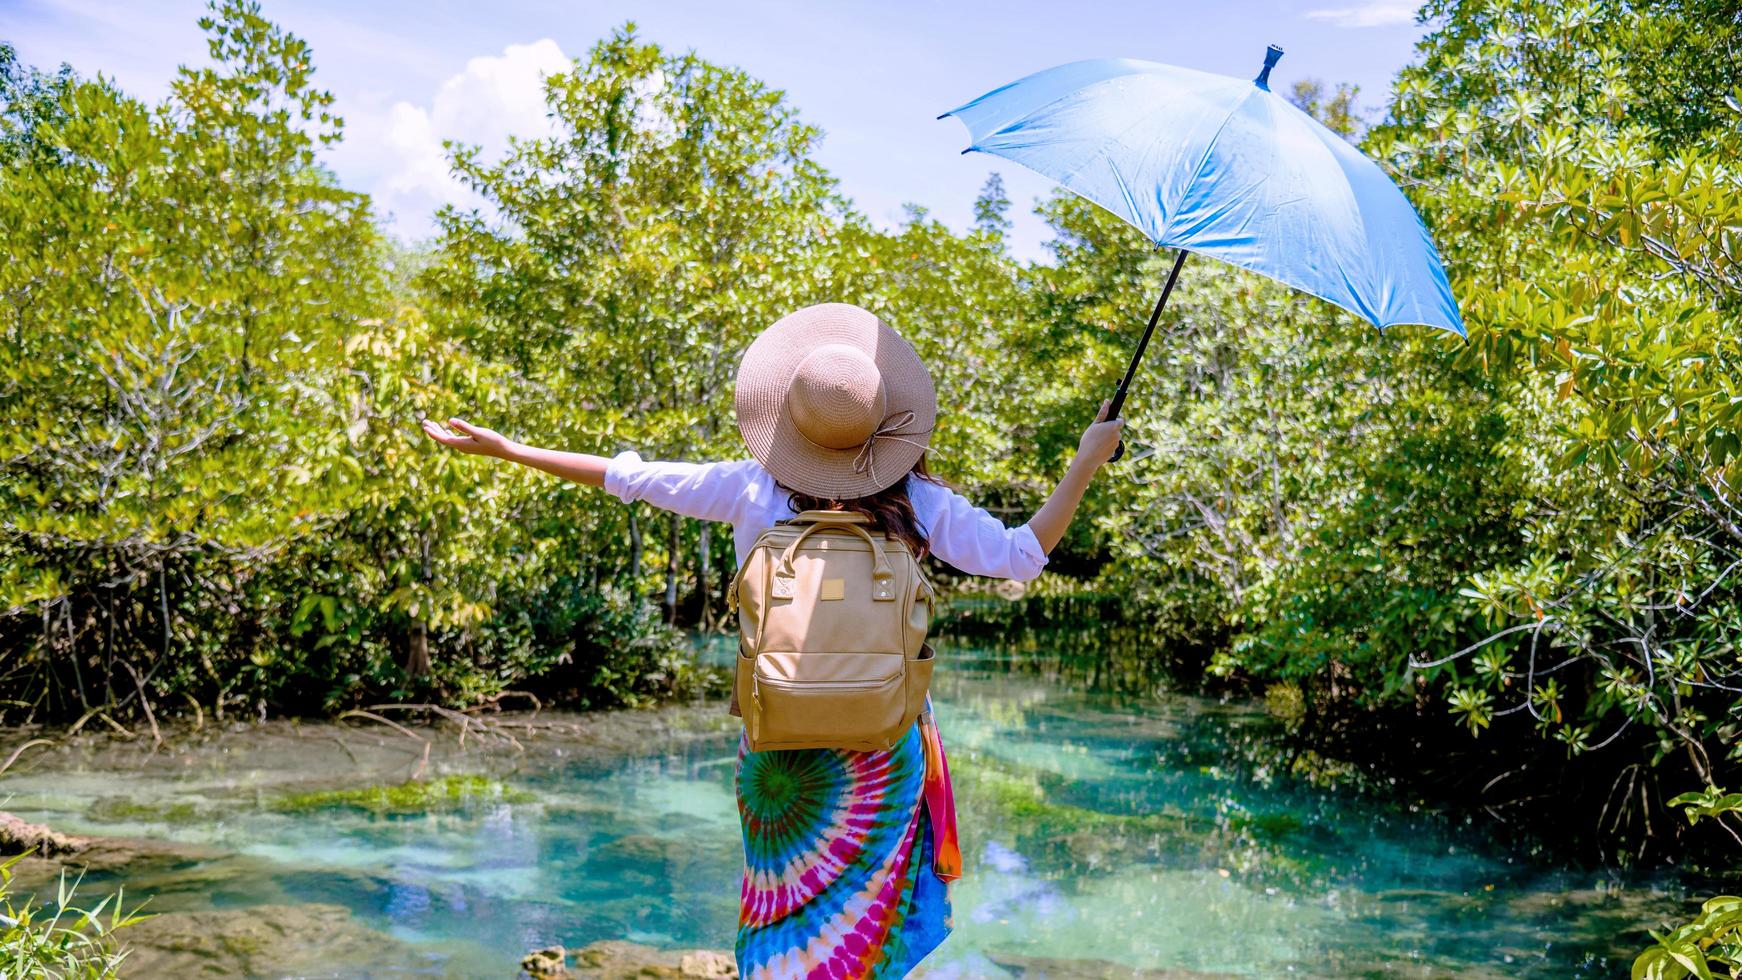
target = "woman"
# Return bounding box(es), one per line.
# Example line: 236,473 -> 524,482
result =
423,303 -> 1121,978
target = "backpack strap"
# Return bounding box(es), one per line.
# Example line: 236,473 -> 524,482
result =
726,560 -> 747,613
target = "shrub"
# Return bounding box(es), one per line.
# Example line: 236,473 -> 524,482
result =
0,853 -> 145,979
524,585 -> 725,710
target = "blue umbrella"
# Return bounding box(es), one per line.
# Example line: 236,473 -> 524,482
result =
940,46 -> 1464,460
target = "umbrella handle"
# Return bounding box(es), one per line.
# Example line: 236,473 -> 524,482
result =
1104,249 -> 1190,465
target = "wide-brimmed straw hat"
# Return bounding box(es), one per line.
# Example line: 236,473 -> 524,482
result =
735,303 -> 937,499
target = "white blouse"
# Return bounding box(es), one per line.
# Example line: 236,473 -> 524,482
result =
603,451 -> 1050,582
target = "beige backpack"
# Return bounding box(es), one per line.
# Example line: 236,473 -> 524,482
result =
725,510 -> 937,752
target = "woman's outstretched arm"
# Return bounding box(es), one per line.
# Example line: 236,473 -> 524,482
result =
421,416 -> 755,523
421,417 -> 608,487
1026,399 -> 1124,553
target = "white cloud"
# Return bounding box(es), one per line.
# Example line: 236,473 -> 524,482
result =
1304,0 -> 1418,28
329,39 -> 572,243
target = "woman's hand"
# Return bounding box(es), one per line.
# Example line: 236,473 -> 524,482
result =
1075,399 -> 1125,469
421,417 -> 514,459
423,420 -> 611,486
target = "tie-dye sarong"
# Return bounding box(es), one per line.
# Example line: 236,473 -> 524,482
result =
734,702 -> 961,978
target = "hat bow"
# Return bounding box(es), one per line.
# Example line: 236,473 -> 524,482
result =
851,410 -> 934,489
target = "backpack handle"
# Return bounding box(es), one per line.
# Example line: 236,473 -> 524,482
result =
787,509 -> 873,525
776,520 -> 896,601
725,513 -> 899,612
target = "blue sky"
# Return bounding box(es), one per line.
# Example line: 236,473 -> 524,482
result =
9,0 -> 1432,261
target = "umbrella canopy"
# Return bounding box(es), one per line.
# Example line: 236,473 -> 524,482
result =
939,49 -> 1465,336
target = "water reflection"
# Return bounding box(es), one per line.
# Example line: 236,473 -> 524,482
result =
0,639 -> 1698,977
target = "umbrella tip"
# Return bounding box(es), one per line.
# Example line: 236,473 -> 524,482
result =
1255,44 -> 1284,90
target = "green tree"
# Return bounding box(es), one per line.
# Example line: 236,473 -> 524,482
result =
0,1 -> 384,722
1373,0 -> 1742,851
1288,79 -> 1364,139
419,25 -> 848,625
972,172 -> 1013,241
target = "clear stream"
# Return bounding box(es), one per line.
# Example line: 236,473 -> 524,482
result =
1,640 -> 1707,978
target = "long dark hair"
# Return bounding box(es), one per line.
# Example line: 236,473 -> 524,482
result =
780,457 -> 950,560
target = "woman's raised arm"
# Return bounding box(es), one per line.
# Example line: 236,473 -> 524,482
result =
895,400 -> 1123,583
1025,399 -> 1123,552
421,417 -> 609,486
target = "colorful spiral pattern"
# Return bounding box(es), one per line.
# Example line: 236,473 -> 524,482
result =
735,711 -> 960,979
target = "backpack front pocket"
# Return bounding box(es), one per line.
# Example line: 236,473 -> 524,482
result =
750,651 -> 906,744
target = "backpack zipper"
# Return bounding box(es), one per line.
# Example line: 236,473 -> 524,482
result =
752,671 -> 902,692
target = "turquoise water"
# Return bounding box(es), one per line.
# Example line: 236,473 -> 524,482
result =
1,642 -> 1699,977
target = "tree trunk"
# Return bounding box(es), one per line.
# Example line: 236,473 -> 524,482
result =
159,563 -> 171,667
693,521 -> 712,629
628,506 -> 644,583
662,513 -> 681,623
407,620 -> 431,679
102,587 -> 115,706
406,533 -> 432,678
